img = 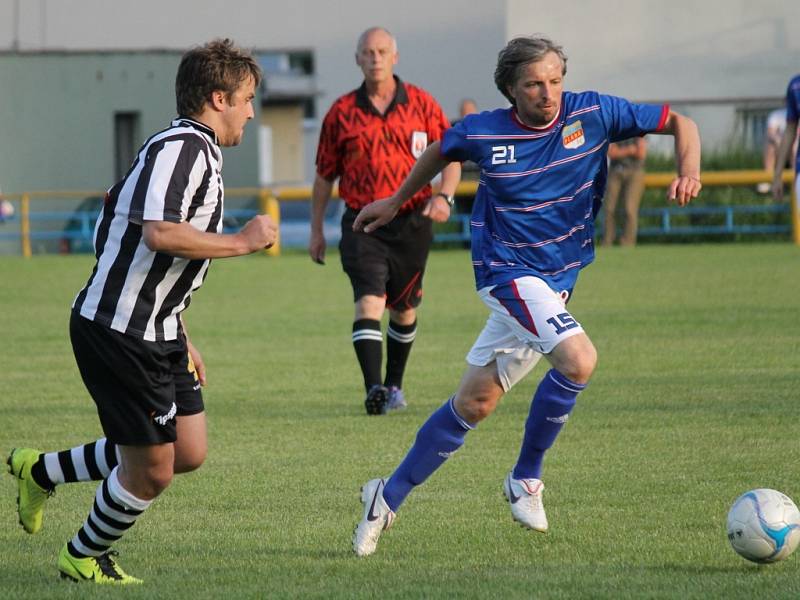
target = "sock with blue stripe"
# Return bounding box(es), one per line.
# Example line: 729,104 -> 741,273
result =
382,397 -> 472,512
512,369 -> 585,480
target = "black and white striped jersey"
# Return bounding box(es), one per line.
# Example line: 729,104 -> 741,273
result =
73,118 -> 224,342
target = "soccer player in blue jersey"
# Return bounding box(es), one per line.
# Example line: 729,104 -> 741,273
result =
350,36 -> 702,556
771,73 -> 800,203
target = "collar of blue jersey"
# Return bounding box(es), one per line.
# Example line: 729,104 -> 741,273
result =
355,75 -> 408,116
173,116 -> 219,145
511,104 -> 562,132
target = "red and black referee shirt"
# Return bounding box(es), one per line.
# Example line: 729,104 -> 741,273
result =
315,76 -> 450,214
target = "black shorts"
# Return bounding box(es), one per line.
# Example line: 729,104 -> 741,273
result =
69,311 -> 204,446
339,205 -> 433,310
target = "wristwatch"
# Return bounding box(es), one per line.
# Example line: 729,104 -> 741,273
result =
434,192 -> 455,207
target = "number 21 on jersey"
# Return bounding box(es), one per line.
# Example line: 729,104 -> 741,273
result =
491,145 -> 517,165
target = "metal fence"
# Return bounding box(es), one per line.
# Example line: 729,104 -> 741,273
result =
0,169 -> 796,257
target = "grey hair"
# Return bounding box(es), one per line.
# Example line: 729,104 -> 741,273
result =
494,37 -> 567,105
356,27 -> 398,54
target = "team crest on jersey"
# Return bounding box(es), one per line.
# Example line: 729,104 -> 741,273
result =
411,131 -> 428,158
562,120 -> 585,149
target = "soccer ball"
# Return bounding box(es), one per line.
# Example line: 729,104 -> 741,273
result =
726,488 -> 800,563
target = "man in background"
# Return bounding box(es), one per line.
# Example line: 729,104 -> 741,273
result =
603,137 -> 647,246
309,27 -> 461,415
453,98 -> 478,125
761,108 -> 787,194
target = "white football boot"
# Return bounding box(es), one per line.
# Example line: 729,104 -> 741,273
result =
353,478 -> 395,557
503,472 -> 548,532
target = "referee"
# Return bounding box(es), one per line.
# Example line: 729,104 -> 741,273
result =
310,26 -> 461,415
7,39 -> 276,584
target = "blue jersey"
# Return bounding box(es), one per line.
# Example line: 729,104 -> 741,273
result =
786,74 -> 800,174
441,91 -> 668,292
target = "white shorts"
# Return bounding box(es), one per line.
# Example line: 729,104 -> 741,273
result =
466,276 -> 585,391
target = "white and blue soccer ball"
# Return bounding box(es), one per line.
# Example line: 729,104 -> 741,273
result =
726,488 -> 800,563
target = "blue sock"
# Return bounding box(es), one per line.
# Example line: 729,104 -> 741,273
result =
512,369 -> 585,481
383,397 -> 473,512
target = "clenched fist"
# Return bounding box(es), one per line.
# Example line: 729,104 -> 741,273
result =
240,214 -> 278,252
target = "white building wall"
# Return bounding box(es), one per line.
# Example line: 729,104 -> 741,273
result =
508,0 -> 799,100
0,2 -> 506,120
0,0 -> 506,182
507,0 -> 800,150
1,0 -> 798,163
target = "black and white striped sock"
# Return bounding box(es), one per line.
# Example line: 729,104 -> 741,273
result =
33,438 -> 119,488
67,467 -> 151,558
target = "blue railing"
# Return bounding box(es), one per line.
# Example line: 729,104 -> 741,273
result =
636,203 -> 790,236
0,203 -> 791,253
0,208 -> 266,249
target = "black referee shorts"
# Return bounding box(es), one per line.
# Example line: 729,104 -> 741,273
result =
339,205 -> 433,310
69,312 -> 204,446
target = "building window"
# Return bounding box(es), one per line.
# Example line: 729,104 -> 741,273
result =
114,112 -> 140,181
258,50 -> 317,118
734,106 -> 782,152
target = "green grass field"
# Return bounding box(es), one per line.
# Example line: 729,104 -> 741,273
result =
1,244 -> 799,599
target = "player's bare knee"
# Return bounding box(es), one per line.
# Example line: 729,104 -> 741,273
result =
569,348 -> 597,383
470,399 -> 496,422
455,392 -> 498,423
389,307 -> 416,326
141,464 -> 174,497
355,295 -> 386,320
558,342 -> 597,384
174,448 -> 206,473
147,474 -> 173,497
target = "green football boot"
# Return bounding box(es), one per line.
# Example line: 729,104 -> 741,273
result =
6,447 -> 53,534
58,545 -> 143,584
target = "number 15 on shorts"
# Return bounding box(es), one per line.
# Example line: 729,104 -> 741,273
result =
546,312 -> 580,335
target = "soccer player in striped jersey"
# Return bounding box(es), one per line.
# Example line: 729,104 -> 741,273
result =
7,39 -> 277,583
351,36 -> 702,556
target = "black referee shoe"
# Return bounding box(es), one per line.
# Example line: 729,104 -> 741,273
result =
364,385 -> 388,415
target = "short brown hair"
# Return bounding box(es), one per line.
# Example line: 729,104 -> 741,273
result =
175,38 -> 262,117
494,37 -> 567,105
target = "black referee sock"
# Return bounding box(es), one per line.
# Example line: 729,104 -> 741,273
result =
385,320 -> 417,389
352,319 -> 383,392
